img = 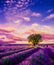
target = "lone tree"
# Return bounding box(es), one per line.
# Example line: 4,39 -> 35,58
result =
27,34 -> 42,46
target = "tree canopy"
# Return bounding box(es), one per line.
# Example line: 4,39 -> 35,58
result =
27,34 -> 42,46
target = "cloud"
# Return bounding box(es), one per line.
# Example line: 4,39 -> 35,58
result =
42,34 -> 54,41
32,23 -> 39,27
0,23 -> 17,32
5,9 -> 32,24
5,0 -> 32,11
46,14 -> 54,19
0,29 -> 11,33
47,9 -> 53,13
14,19 -> 22,25
23,17 -> 30,21
24,23 -> 54,35
42,14 -> 54,21
0,35 -> 13,42
32,12 -> 41,17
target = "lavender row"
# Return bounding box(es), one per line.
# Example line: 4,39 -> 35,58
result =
0,47 -> 41,65
0,45 -> 30,53
18,48 -> 51,65
31,49 -> 51,65
18,49 -> 42,65
0,48 -> 32,58
44,48 -> 54,60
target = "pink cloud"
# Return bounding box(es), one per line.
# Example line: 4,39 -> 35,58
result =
23,17 -> 30,21
0,29 -> 12,33
32,12 -> 41,17
24,29 -> 36,35
46,14 -> 54,19
41,34 -> 54,41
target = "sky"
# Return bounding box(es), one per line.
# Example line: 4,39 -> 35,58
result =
0,0 -> 54,44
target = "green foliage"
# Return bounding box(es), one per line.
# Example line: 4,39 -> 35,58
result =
3,58 -> 9,65
27,34 -> 42,46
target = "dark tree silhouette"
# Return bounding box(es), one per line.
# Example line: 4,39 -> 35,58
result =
27,34 -> 42,46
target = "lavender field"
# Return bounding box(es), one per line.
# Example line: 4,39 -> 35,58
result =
0,44 -> 54,65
